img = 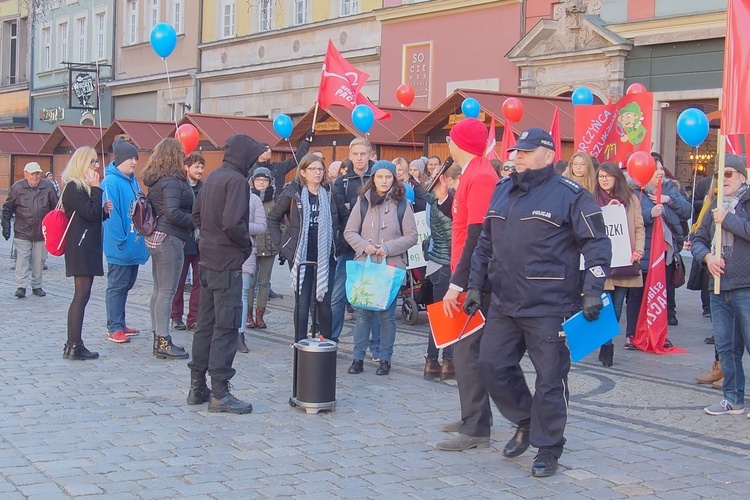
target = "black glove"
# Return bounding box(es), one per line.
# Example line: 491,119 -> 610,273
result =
278,254 -> 287,266
1,226 -> 9,241
305,129 -> 315,143
582,294 -> 603,322
463,288 -> 482,315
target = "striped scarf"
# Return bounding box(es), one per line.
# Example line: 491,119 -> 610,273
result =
291,186 -> 333,301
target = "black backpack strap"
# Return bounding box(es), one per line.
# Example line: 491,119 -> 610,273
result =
359,197 -> 368,232
396,197 -> 406,235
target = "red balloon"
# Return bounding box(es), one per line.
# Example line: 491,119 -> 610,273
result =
502,97 -> 524,123
627,83 -> 647,95
175,124 -> 199,154
626,151 -> 656,186
396,84 -> 415,107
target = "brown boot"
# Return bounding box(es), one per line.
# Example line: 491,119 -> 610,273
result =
255,307 -> 267,329
440,359 -> 456,380
245,308 -> 256,329
696,360 -> 722,384
424,356 -> 441,379
712,377 -> 724,389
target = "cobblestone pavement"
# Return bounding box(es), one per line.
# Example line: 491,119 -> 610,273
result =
1,238 -> 749,498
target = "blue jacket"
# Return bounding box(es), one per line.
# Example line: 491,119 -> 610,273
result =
100,162 -> 149,266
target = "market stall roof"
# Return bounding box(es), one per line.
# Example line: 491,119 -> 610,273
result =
177,114 -> 280,150
289,105 -> 428,147
0,130 -> 50,154
403,89 -> 575,142
95,119 -> 176,152
39,125 -> 103,154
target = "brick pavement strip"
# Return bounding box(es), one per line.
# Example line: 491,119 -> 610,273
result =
1,241 -> 750,498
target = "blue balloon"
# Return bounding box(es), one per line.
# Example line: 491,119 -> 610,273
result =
351,104 -> 375,134
571,87 -> 594,106
404,183 -> 415,205
676,108 -> 709,148
461,98 -> 480,119
150,23 -> 177,58
273,114 -> 293,139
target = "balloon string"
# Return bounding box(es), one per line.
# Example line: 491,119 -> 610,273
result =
288,139 -> 300,167
164,57 -> 178,129
408,107 -> 418,160
95,59 -> 105,163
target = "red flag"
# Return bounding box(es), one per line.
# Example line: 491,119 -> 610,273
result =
485,113 -> 500,160
726,135 -> 738,154
317,40 -> 390,120
550,106 -> 562,162
721,0 -> 750,135
500,119 -> 516,161
633,180 -> 687,354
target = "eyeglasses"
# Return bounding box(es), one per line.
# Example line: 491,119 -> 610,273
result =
90,159 -> 99,166
714,170 -> 738,179
598,174 -> 614,180
502,166 -> 514,172
445,136 -> 452,145
305,167 -> 325,173
254,177 -> 270,182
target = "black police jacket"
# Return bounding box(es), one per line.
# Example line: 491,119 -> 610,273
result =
469,165 -> 611,318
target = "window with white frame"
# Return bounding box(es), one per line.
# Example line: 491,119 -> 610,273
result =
340,0 -> 359,16
42,27 -> 51,71
126,0 -> 138,45
58,21 -> 68,65
75,16 -> 87,62
150,0 -> 160,29
95,11 -> 106,60
221,0 -> 235,38
294,0 -> 308,25
171,0 -> 184,34
258,0 -> 273,31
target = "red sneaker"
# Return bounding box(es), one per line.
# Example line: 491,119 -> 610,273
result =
123,327 -> 140,336
107,330 -> 130,343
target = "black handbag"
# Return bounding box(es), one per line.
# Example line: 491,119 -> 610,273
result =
670,252 -> 686,288
609,262 -> 641,279
686,256 -> 705,291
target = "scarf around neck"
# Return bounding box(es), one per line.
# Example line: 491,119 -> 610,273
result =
291,185 -> 333,301
713,183 -> 749,259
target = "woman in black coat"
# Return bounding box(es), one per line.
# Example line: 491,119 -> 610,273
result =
143,138 -> 195,360
61,146 -> 113,360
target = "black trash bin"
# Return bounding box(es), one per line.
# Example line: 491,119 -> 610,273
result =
289,338 -> 337,414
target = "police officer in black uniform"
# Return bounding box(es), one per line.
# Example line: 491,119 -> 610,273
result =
464,128 -> 611,477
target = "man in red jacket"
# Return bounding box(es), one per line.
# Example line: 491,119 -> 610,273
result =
435,118 -> 498,451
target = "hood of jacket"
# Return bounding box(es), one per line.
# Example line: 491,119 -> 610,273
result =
104,162 -> 138,185
222,134 -> 266,177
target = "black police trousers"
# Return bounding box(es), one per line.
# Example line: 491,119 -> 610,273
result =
188,267 -> 243,382
479,304 -> 570,458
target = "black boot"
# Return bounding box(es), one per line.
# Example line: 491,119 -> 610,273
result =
63,341 -> 99,360
237,332 -> 249,353
599,344 -> 614,367
503,425 -> 530,457
153,333 -> 189,360
187,370 -> 211,405
208,380 -> 253,414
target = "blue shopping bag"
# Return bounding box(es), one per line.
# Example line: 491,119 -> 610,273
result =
346,256 -> 406,311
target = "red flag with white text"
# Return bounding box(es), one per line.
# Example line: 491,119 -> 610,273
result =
500,119 -> 516,161
317,40 -> 391,120
485,113 -> 500,160
633,180 -> 687,354
722,0 -> 750,135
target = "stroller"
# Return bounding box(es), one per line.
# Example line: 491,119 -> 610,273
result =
399,266 -> 432,325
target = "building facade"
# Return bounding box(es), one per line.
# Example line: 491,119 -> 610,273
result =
0,1 -> 30,129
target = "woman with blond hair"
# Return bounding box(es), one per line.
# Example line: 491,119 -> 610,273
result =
61,147 -> 113,360
564,152 -> 597,193
143,138 -> 195,360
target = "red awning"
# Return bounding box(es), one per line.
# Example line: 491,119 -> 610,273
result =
39,125 -> 103,154
178,114 -> 279,150
0,131 -> 50,154
95,119 -> 176,152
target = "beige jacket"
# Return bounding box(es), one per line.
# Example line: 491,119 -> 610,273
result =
605,193 -> 646,290
344,191 -> 418,270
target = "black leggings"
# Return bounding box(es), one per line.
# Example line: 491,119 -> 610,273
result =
67,276 -> 94,344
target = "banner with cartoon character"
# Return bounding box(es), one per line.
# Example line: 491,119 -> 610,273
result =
573,93 -> 653,164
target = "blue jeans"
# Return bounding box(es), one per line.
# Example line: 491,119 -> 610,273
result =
353,299 -> 397,363
240,272 -> 254,334
106,263 -> 139,333
148,234 -> 184,337
331,250 -> 380,352
711,288 -> 750,405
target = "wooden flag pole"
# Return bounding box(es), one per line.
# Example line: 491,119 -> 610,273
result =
311,102 -> 320,133
713,134 -> 726,294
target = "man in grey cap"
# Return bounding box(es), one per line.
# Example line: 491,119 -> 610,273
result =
464,127 -> 611,477
2,162 -> 58,298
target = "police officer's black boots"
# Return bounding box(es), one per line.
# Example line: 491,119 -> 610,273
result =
153,332 -> 190,360
187,371 -> 211,405
599,344 -> 614,367
208,380 -> 253,414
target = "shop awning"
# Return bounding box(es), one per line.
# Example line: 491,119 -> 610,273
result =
0,130 -> 50,154
177,114 -> 279,150
403,89 -> 575,142
95,119 -> 176,153
39,125 -> 104,154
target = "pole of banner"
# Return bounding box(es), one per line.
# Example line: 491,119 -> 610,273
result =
713,134 -> 726,294
311,101 -> 319,133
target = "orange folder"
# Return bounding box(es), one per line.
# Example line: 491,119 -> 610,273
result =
426,292 -> 486,349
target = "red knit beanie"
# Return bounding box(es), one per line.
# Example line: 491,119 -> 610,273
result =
449,118 -> 487,156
